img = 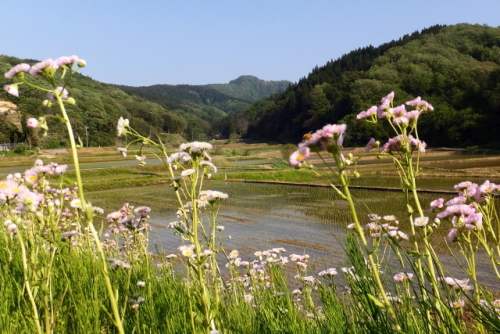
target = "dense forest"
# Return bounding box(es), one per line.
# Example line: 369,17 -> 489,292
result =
216,24 -> 500,148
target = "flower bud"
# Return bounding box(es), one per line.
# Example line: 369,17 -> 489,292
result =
66,97 -> 76,105
43,100 -> 53,107
77,59 -> 87,68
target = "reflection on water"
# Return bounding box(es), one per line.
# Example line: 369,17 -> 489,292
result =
87,180 -> 499,289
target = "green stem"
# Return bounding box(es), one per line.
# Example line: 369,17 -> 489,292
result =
336,158 -> 401,331
56,96 -> 125,334
17,232 -> 43,334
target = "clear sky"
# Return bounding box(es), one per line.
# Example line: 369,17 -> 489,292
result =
4,0 -> 500,86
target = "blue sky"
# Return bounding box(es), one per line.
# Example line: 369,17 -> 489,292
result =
4,0 -> 500,86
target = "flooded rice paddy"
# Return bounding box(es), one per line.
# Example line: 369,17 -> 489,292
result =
88,180 -> 500,289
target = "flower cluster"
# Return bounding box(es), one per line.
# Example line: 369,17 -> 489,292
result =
350,214 -> 408,240
107,203 -> 151,232
4,55 -> 86,98
289,124 -> 346,166
431,180 -> 498,243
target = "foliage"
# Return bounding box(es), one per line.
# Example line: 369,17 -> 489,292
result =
233,24 -> 500,148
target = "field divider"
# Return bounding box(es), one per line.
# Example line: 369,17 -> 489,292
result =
224,179 -> 461,194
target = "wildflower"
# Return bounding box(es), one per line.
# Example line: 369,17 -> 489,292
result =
137,281 -> 146,287
135,155 -> 146,165
117,117 -> 129,136
46,87 -> 69,102
179,245 -> 195,257
244,294 -> 253,303
181,169 -> 196,177
445,196 -> 466,206
7,223 -> 18,233
179,141 -> 212,153
107,258 -> 131,269
70,199 -> 83,209
53,164 -> 68,176
383,215 -> 396,221
216,225 -> 225,231
450,300 -> 465,309
454,181 -> 472,190
414,217 -> 429,227
133,206 -> 151,218
200,160 -> 217,173
405,96 -> 421,106
54,55 -> 80,67
393,272 -> 413,281
24,170 -> 38,184
166,152 -> 192,163
319,268 -> 338,276
93,206 -> 104,214
289,146 -> 310,167
199,190 -> 228,202
117,147 -> 127,157
4,63 -> 30,78
229,250 -> 239,259
357,106 -> 377,120
365,138 -> 378,152
478,180 -> 497,194
29,59 -> 58,78
107,211 -> 123,220
4,84 -> 19,97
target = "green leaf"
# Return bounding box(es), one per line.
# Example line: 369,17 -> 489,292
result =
367,294 -> 385,308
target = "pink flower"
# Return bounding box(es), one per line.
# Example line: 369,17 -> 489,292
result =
430,198 -> 444,209
381,91 -> 395,103
365,138 -> 376,152
393,272 -> 413,281
391,105 -> 406,117
446,228 -> 458,243
478,180 -> 496,194
357,106 -> 377,120
454,181 -> 472,190
289,146 -> 310,166
4,63 -> 30,79
321,124 -> 346,137
54,55 -> 80,67
418,100 -> 434,111
445,196 -> 466,206
4,84 -> 19,97
29,59 -> 58,78
406,96 -> 421,106
27,118 -> 39,128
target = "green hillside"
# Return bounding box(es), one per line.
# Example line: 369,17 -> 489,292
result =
116,76 -> 291,121
207,75 -> 291,102
226,24 -> 500,148
0,55 -> 199,148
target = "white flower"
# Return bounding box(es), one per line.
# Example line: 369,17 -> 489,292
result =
117,117 -> 129,136
414,216 -> 429,227
179,141 -> 213,153
179,245 -> 195,257
181,169 -> 196,177
117,147 -> 127,157
70,199 -> 83,209
229,250 -> 239,259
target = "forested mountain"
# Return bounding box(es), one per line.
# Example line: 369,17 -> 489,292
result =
207,75 -> 291,102
219,24 -> 500,148
0,55 -> 202,147
116,76 -> 291,121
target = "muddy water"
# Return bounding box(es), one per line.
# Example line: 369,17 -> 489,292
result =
89,181 -> 500,290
